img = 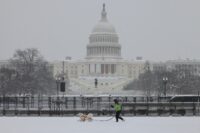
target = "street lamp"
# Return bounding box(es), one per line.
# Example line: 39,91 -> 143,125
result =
60,77 -> 66,93
163,77 -> 168,97
56,77 -> 61,96
94,78 -> 98,88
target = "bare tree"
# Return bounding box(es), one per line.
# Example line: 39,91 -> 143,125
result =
124,67 -> 200,95
0,48 -> 56,95
0,67 -> 17,95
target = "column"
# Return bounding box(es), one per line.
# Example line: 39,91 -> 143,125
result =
101,64 -> 104,74
111,64 -> 114,74
117,48 -> 119,56
89,64 -> 90,73
95,64 -> 96,73
108,64 -> 111,74
105,64 -> 108,74
98,47 -> 100,56
96,64 -> 101,74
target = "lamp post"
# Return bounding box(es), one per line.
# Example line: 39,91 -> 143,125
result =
94,78 -> 98,88
163,77 -> 168,97
60,77 -> 66,97
56,77 -> 60,96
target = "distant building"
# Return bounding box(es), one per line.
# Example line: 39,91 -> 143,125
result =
152,62 -> 167,72
152,59 -> 200,76
0,60 -> 9,69
53,4 -> 145,94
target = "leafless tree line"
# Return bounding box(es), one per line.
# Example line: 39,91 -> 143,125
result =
125,62 -> 200,96
0,48 -> 56,95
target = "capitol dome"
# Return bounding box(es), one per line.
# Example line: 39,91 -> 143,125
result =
86,4 -> 122,60
92,20 -> 116,34
91,4 -> 116,34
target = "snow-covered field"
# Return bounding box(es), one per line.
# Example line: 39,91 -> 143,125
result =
0,117 -> 199,133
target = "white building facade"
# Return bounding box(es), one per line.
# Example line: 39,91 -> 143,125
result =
0,60 -> 9,69
153,59 -> 200,76
53,4 -> 145,94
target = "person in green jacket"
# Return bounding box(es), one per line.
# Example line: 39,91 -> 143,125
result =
111,99 -> 124,122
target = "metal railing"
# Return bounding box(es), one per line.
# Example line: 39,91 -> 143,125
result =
0,95 -> 199,116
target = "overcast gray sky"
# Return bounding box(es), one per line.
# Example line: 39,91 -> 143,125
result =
0,0 -> 200,61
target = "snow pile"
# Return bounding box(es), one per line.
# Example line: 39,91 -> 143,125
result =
0,117 -> 199,133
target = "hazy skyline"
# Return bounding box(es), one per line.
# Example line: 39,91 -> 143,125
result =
0,0 -> 200,61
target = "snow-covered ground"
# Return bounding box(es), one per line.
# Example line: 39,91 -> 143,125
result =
0,117 -> 199,133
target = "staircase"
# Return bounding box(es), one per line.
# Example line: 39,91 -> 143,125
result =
69,77 -> 133,94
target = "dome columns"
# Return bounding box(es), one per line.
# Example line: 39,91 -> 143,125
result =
87,45 -> 121,58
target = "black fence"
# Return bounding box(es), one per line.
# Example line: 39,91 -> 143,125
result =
0,95 -> 199,116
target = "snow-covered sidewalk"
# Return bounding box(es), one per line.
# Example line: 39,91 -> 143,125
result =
0,117 -> 199,133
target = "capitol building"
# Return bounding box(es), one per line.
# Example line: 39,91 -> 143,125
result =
53,4 -> 145,94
